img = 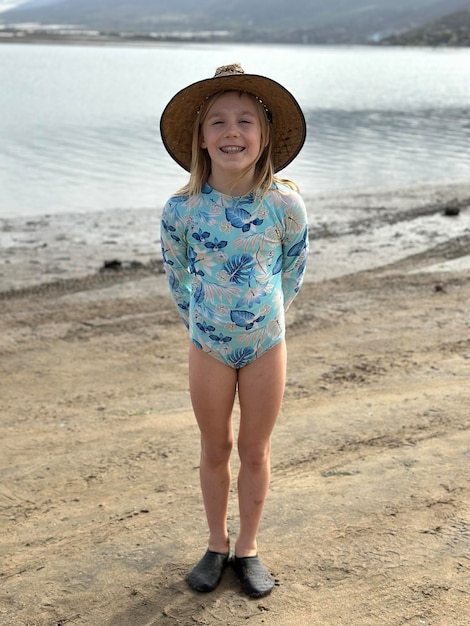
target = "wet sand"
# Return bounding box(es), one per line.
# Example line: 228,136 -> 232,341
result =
1,182 -> 469,625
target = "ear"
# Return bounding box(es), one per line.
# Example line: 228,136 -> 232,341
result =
200,133 -> 207,149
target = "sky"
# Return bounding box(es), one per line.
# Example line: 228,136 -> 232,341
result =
0,1 -> 26,13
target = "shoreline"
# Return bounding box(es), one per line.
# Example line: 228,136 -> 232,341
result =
0,30 -> 469,49
1,180 -> 469,295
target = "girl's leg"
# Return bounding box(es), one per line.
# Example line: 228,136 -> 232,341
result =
188,343 -> 238,554
235,340 -> 287,557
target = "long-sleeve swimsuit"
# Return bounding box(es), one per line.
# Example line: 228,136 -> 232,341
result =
160,182 -> 309,369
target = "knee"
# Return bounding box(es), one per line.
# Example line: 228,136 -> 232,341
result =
238,441 -> 271,469
201,438 -> 233,467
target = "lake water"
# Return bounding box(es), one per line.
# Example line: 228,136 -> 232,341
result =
1,42 -> 470,218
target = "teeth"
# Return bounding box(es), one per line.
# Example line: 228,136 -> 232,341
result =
221,147 -> 244,153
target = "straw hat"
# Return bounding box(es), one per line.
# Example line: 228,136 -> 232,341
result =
160,63 -> 306,173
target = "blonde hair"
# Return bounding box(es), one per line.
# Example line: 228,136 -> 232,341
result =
176,91 -> 299,198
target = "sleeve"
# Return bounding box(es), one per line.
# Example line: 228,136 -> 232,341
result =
281,192 -> 309,311
160,199 -> 191,329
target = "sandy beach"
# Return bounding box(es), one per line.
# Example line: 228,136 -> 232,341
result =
1,182 -> 470,625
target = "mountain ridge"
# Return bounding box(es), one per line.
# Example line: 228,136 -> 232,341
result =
382,9 -> 470,46
2,0 -> 470,43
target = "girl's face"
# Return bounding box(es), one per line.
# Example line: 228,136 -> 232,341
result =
200,91 -> 265,185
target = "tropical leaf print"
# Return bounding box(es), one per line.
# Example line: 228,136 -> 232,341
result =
197,301 -> 229,326
231,232 -> 270,254
227,347 -> 255,368
164,197 -> 189,223
193,282 -> 204,305
193,186 -> 223,214
230,310 -> 266,330
188,246 -> 204,276
296,255 -> 308,277
287,240 -> 305,258
287,226 -> 308,257
162,247 -> 174,267
272,254 -> 283,275
226,206 -> 263,232
178,301 -> 189,315
203,281 -> 241,303
161,219 -> 181,243
266,318 -> 282,339
168,270 -> 179,291
223,254 -> 256,284
235,327 -> 266,348
235,284 -> 271,309
283,200 -> 306,234
197,206 -> 223,228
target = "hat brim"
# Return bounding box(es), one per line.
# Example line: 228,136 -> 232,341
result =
160,72 -> 306,173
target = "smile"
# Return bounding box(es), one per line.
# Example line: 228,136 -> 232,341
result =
220,146 -> 245,153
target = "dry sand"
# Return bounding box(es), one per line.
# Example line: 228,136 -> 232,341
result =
1,183 -> 469,625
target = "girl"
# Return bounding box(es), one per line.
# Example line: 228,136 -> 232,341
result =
159,63 -> 308,598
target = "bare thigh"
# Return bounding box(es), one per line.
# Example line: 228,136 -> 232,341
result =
188,343 -> 238,447
237,340 -> 287,448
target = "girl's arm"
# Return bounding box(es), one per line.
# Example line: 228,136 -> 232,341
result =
281,195 -> 309,311
160,202 -> 191,328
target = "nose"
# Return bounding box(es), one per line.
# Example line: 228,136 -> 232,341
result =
224,120 -> 240,136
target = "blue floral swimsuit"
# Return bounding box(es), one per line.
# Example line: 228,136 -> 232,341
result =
161,182 -> 308,369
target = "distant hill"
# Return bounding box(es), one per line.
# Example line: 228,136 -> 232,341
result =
381,9 -> 470,46
2,0 -> 470,43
